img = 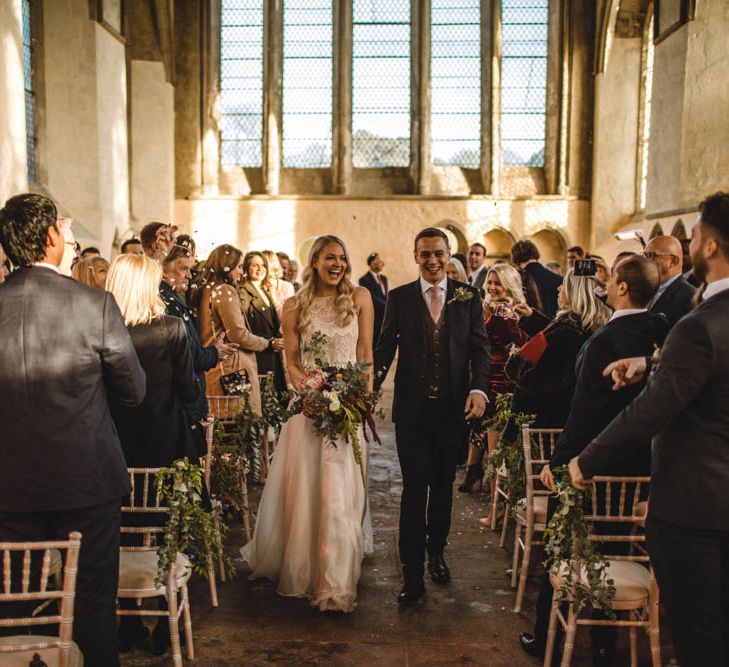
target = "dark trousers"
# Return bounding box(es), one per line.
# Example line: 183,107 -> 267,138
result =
647,515 -> 729,667
395,397 -> 460,576
0,499 -> 122,667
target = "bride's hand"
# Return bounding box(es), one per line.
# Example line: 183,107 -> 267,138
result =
288,366 -> 307,391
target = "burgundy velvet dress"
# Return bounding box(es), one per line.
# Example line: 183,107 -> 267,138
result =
484,305 -> 528,415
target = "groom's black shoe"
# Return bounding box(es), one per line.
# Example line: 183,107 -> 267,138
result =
427,553 -> 451,584
398,574 -> 425,606
519,633 -> 544,659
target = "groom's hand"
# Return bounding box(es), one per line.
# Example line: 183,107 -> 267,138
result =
464,392 -> 486,420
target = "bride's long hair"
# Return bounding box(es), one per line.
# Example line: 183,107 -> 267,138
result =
295,235 -> 356,334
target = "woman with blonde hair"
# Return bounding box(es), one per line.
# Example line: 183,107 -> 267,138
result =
459,263 -> 528,493
241,235 -> 375,613
261,249 -> 295,315
71,255 -> 109,289
106,253 -> 200,653
191,244 -> 279,413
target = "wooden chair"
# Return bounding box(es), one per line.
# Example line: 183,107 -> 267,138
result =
490,462 -> 511,548
202,418 -> 228,588
544,476 -> 660,667
512,427 -> 562,613
0,532 -> 82,666
118,468 -> 196,666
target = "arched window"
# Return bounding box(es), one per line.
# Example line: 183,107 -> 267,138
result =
636,8 -> 654,210
430,0 -> 481,168
352,0 -> 411,168
282,1 -> 334,168
220,0 -> 265,168
500,0 -> 549,167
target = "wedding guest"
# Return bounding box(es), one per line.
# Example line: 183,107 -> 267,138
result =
0,193 -> 145,667
445,257 -> 468,283
459,264 -> 527,494
512,240 -> 562,318
140,221 -> 176,261
80,246 -> 100,259
467,243 -> 488,292
644,235 -> 696,327
262,249 -> 295,316
191,244 -> 271,413
680,237 -> 701,287
519,255 -> 668,662
570,192 -> 729,667
0,243 -> 7,283
72,255 -> 109,289
160,245 -> 236,455
546,261 -> 562,275
519,268 -> 545,318
358,252 -> 389,348
276,251 -> 290,278
239,251 -> 287,396
286,258 -> 301,290
121,238 -> 144,256
566,245 -> 585,268
175,233 -> 199,302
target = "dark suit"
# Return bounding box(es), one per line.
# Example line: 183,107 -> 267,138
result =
375,279 -> 490,573
578,288 -> 729,666
358,271 -> 388,346
649,274 -> 696,328
0,266 -> 145,666
523,261 -> 563,319
238,281 -> 286,394
469,265 -> 488,292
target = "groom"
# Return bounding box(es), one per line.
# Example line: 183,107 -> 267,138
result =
375,228 -> 490,605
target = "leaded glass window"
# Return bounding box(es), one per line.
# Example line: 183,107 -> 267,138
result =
21,0 -> 36,183
352,0 -> 411,168
282,1 -> 333,168
220,0 -> 265,168
431,0 -> 481,168
500,0 -> 548,167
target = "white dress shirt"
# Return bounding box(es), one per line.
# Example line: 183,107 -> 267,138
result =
419,275 -> 487,401
33,262 -> 60,274
608,308 -> 647,323
702,277 -> 729,300
468,265 -> 486,285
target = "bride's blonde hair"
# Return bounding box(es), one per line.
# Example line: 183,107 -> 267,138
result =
295,235 -> 356,333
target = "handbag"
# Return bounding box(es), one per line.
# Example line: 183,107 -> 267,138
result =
209,292 -> 250,396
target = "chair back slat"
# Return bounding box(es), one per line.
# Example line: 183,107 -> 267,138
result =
121,469 -> 171,550
522,427 -> 563,506
39,549 -> 51,593
208,396 -> 243,423
21,549 -> 31,594
3,550 -> 9,594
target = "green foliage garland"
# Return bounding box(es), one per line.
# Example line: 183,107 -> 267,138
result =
261,371 -> 288,437
154,459 -> 234,588
543,466 -> 616,615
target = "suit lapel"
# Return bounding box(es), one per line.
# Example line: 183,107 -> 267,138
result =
243,282 -> 274,328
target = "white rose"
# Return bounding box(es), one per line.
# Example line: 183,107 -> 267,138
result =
329,399 -> 341,412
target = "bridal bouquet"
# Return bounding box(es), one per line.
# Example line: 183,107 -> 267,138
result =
287,332 -> 381,483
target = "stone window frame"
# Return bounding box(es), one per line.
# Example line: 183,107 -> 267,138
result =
216,0 -> 568,197
22,0 -> 46,187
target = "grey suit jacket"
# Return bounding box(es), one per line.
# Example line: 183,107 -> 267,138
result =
0,267 -> 145,512
579,288 -> 729,530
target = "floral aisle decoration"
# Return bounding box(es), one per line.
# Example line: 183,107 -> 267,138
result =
261,371 -> 289,438
287,331 -> 382,484
483,392 -> 536,514
543,466 -> 616,615
154,459 -> 234,587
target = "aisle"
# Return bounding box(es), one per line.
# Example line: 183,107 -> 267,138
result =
121,401 -> 670,666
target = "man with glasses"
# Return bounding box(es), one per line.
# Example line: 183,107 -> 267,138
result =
644,235 -> 696,327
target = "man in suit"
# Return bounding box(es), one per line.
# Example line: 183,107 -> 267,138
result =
566,245 -> 585,269
0,194 -> 146,666
570,192 -> 729,667
359,252 -> 388,347
520,255 -> 669,662
645,235 -> 696,327
375,228 -> 490,605
511,240 -> 563,319
467,242 -> 488,292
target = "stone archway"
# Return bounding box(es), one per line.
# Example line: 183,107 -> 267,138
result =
527,228 -> 566,264
434,220 -> 468,255
483,228 -> 515,263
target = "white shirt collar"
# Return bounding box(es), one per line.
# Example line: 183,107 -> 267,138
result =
608,308 -> 647,323
468,265 -> 486,280
420,276 -> 448,294
703,277 -> 729,301
370,270 -> 381,280
33,262 -> 61,274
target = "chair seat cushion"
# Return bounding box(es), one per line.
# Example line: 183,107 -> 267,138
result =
515,496 -> 548,524
0,636 -> 82,666
550,559 -> 650,607
118,550 -> 191,596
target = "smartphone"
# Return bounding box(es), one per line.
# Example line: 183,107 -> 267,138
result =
573,258 -> 597,276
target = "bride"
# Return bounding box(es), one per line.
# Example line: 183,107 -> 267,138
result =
240,235 -> 375,612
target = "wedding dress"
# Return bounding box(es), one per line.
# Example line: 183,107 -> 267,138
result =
240,296 -> 373,612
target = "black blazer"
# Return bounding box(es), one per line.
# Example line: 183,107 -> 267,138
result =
160,280 -> 217,423
0,267 -> 145,512
359,272 -> 388,341
649,275 -> 696,328
470,266 -> 488,292
374,279 -> 491,427
579,289 -> 729,530
523,262 -> 563,320
110,316 -> 199,468
550,311 -> 669,471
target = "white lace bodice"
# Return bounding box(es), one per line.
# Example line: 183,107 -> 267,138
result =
300,296 -> 359,368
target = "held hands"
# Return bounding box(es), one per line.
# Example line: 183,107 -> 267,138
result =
568,456 -> 589,490
464,392 -> 487,420
603,356 -> 647,391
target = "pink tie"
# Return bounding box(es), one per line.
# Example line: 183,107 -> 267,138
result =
428,285 -> 442,322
